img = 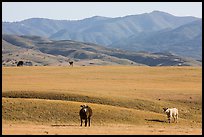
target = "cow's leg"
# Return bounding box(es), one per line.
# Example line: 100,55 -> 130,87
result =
173,116 -> 175,123
88,117 -> 91,126
80,118 -> 83,126
85,118 -> 87,127
167,116 -> 170,123
176,114 -> 178,123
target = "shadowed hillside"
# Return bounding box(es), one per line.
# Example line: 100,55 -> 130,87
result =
2,34 -> 201,67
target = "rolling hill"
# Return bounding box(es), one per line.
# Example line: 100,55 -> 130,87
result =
2,66 -> 202,134
2,34 -> 202,66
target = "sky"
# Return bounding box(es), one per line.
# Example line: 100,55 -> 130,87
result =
2,2 -> 202,22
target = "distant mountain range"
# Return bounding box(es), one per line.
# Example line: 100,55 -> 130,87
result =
110,20 -> 202,60
2,10 -> 202,62
2,34 -> 201,66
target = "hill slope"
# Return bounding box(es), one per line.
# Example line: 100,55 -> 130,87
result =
2,34 -> 201,66
110,20 -> 202,60
2,66 -> 202,129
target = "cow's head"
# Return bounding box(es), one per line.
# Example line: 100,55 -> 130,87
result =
80,104 -> 88,108
163,107 -> 168,112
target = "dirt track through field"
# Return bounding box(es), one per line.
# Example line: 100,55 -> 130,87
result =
2,123 -> 202,135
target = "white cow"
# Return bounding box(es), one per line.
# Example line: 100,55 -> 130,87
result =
163,107 -> 178,123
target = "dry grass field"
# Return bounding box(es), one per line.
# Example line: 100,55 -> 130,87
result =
2,66 -> 202,135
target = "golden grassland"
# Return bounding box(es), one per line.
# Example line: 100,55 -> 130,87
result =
2,66 -> 202,128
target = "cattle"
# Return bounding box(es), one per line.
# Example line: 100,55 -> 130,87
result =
17,61 -> 23,66
163,107 -> 178,123
69,61 -> 73,67
24,61 -> 33,66
79,104 -> 92,127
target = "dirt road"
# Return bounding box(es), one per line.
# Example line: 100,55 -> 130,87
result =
2,123 -> 202,135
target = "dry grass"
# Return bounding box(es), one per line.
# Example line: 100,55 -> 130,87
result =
2,66 -> 202,128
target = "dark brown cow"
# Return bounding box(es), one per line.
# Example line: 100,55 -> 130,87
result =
79,104 -> 92,127
17,61 -> 23,66
69,61 -> 73,67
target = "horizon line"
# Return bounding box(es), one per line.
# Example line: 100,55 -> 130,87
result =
2,10 -> 202,23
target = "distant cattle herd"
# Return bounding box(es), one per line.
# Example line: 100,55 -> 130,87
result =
14,60 -> 73,67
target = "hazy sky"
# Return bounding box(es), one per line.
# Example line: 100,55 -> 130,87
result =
2,2 -> 202,22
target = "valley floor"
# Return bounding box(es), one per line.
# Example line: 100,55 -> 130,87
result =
2,122 -> 202,135
2,66 -> 202,135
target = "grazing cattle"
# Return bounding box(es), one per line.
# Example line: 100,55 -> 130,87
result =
69,61 -> 73,67
163,107 -> 178,123
24,61 -> 33,66
79,104 -> 92,127
17,61 -> 23,66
